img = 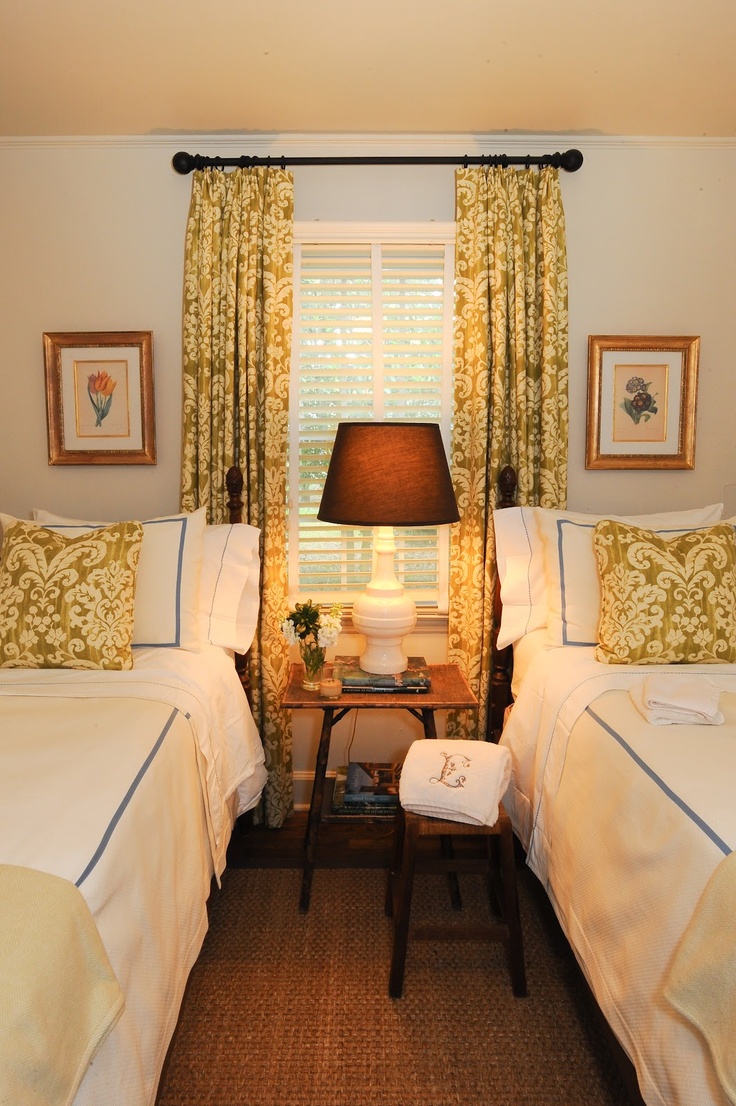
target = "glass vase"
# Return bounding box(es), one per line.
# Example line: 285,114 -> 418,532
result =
299,642 -> 325,691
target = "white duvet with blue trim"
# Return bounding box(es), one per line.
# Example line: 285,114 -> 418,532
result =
0,644 -> 266,1106
501,645 -> 736,1106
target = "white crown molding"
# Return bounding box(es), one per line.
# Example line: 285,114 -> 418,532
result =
2,132 -> 736,155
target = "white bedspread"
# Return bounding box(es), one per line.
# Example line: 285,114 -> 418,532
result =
500,646 -> 736,1106
665,851 -> 736,1106
0,645 -> 267,1106
0,644 -> 266,871
500,646 -> 736,881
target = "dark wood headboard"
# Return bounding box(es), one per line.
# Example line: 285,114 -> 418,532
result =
226,465 -> 245,524
488,464 -> 518,741
225,464 -> 252,700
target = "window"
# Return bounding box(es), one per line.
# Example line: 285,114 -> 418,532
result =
289,223 -> 455,610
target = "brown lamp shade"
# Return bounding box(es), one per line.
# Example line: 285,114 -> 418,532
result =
318,421 -> 460,527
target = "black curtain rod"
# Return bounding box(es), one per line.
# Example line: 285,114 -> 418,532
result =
172,148 -> 583,175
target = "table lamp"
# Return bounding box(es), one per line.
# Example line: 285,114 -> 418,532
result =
317,421 -> 460,674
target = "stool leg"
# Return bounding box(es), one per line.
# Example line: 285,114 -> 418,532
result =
440,834 -> 463,910
486,833 -> 502,915
388,817 -> 419,999
385,805 -> 406,918
499,822 -> 527,997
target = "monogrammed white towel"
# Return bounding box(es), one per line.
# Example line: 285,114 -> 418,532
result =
399,738 -> 512,826
630,674 -> 724,726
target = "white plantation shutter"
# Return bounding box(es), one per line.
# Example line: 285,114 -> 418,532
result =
289,224 -> 455,608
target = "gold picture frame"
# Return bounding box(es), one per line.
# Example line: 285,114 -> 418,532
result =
44,331 -> 156,465
586,335 -> 699,470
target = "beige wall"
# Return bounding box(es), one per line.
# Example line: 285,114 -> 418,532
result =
2,133 -> 735,803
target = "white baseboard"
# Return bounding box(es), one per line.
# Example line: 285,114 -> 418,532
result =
292,768 -> 324,812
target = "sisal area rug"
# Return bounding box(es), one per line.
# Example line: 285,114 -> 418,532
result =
156,865 -> 634,1106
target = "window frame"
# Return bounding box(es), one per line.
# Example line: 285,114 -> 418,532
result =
289,221 -> 456,618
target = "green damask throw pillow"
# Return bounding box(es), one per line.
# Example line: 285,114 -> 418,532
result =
0,519 -> 143,670
593,520 -> 736,664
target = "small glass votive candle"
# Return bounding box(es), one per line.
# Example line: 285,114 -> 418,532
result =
319,663 -> 343,700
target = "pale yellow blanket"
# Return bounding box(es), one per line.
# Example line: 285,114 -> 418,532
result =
665,850 -> 736,1106
0,864 -> 124,1106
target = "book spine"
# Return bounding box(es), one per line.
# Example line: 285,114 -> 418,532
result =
331,773 -> 398,815
340,672 -> 398,681
332,800 -> 397,816
343,794 -> 397,804
331,770 -> 347,812
341,673 -> 430,685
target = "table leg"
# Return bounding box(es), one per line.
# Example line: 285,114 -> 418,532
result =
420,708 -> 437,740
300,706 -> 334,912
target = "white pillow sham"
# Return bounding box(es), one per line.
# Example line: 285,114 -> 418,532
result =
31,508 -> 206,651
493,506 -> 548,650
493,502 -> 724,650
536,504 -> 726,647
199,523 -> 261,653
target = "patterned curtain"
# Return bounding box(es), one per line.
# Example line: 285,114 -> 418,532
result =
181,166 -> 294,827
448,166 -> 569,739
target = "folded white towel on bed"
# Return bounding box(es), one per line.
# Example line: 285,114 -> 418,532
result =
630,674 -> 724,726
399,739 -> 512,826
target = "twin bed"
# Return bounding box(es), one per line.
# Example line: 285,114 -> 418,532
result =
0,479 -> 266,1106
493,484 -> 736,1106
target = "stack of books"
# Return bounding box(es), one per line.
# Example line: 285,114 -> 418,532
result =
331,762 -> 402,816
335,655 -> 431,693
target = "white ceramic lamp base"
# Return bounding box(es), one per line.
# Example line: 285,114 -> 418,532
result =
352,527 -> 417,674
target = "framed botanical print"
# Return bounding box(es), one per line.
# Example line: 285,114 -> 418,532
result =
586,335 -> 699,470
43,331 -> 156,465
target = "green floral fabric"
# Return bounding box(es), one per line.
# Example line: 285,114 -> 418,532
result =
594,520 -> 736,664
181,167 -> 294,827
0,519 -> 142,669
448,167 -> 569,739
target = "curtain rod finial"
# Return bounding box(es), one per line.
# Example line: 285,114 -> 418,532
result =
561,148 -> 584,172
172,151 -> 194,175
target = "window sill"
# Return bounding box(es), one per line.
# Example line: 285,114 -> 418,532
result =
339,609 -> 449,635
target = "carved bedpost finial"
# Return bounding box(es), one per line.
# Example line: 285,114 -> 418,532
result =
225,464 -> 252,703
497,465 -> 517,508
489,465 -> 518,741
226,465 -> 244,524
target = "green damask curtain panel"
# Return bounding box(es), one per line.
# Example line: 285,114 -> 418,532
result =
181,166 -> 294,827
448,166 -> 569,740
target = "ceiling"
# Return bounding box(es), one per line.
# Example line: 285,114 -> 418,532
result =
1,0 -> 733,139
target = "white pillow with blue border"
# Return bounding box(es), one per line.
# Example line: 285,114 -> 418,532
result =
31,508 -> 206,651
535,504 -> 726,647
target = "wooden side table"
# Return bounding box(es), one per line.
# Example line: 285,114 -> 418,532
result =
281,662 -> 478,911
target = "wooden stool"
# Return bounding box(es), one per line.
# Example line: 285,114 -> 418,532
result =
385,803 -> 527,999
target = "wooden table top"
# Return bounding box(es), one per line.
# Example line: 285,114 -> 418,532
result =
282,662 -> 478,711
